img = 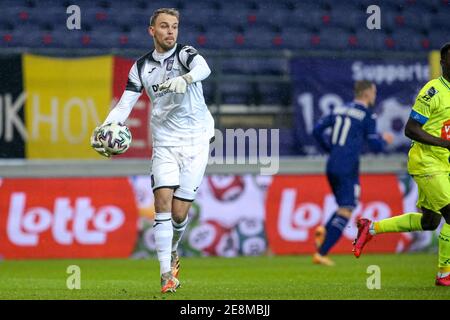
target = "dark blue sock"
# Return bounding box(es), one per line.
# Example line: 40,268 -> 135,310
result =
319,212 -> 349,256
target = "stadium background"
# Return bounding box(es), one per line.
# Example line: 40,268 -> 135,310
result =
0,0 -> 448,261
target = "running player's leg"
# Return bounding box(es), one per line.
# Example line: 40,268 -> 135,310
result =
314,173 -> 357,265
437,203 -> 450,285
151,146 -> 181,292
371,174 -> 447,234
171,143 -> 210,277
354,173 -> 450,264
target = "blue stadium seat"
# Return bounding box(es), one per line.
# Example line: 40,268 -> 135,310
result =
398,7 -> 433,32
431,10 -> 450,29
221,57 -> 287,75
203,25 -> 237,49
290,6 -> 327,29
328,5 -> 365,30
242,24 -> 276,49
428,29 -> 450,50
354,29 -> 387,50
317,27 -> 351,50
0,29 -> 24,47
279,26 -> 314,50
256,82 -> 290,105
391,28 -> 425,50
220,81 -> 255,105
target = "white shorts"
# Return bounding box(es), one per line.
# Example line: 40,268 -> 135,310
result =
151,143 -> 210,201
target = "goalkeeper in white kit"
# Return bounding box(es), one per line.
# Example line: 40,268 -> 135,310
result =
90,8 -> 214,293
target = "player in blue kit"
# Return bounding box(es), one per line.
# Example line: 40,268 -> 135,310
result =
311,80 -> 393,266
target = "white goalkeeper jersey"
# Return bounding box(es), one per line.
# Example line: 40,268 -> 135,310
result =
104,43 -> 215,147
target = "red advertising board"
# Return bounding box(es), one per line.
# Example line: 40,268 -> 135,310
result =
112,56 -> 152,159
0,177 -> 138,259
265,174 -> 410,255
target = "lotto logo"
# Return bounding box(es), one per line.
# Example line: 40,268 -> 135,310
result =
0,178 -> 138,258
265,175 -> 408,254
7,193 -> 125,246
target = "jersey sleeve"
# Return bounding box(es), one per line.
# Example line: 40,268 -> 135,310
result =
125,62 -> 143,93
103,62 -> 142,125
178,45 -> 200,70
178,45 -> 211,82
312,114 -> 334,152
410,81 -> 438,125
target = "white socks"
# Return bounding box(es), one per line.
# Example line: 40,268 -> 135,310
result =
172,216 -> 189,253
153,212 -> 173,275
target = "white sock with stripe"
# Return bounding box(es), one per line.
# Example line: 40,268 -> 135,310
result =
172,216 -> 189,253
153,212 -> 173,276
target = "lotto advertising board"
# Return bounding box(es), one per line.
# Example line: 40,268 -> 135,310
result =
0,177 -> 138,259
132,173 -> 429,259
0,173 -> 434,260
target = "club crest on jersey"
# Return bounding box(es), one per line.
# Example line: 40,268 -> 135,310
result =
421,86 -> 438,102
166,59 -> 174,71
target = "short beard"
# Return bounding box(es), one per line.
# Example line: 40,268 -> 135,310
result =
157,40 -> 176,52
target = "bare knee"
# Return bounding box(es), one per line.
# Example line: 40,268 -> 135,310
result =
172,198 -> 192,223
154,188 -> 174,213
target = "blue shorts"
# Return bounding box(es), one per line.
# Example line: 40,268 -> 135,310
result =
326,171 -> 360,209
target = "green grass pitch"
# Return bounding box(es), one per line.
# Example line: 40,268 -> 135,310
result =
0,254 -> 449,300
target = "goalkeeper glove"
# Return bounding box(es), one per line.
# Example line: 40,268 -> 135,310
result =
159,74 -> 193,94
90,125 -> 111,158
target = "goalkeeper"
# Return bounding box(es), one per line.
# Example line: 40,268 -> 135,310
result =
90,8 -> 214,293
353,42 -> 450,286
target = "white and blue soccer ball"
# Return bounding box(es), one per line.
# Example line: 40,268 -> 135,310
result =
97,122 -> 132,155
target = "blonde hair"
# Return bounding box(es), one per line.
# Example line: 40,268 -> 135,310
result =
150,8 -> 180,26
354,80 -> 374,97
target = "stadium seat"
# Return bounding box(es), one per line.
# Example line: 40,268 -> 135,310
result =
317,27 -> 351,50
391,28 -> 426,50
431,10 -> 450,29
328,5 -> 365,30
398,7 -> 433,32
221,57 -> 287,76
256,82 -> 291,105
290,6 -> 327,29
241,24 -> 277,49
278,26 -> 314,50
203,25 -> 237,49
220,81 -> 255,105
428,29 -> 450,50
354,29 -> 387,50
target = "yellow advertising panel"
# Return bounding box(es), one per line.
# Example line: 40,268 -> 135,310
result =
429,50 -> 441,80
23,54 -> 113,159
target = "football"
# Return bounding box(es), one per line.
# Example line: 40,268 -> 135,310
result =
97,122 -> 132,155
